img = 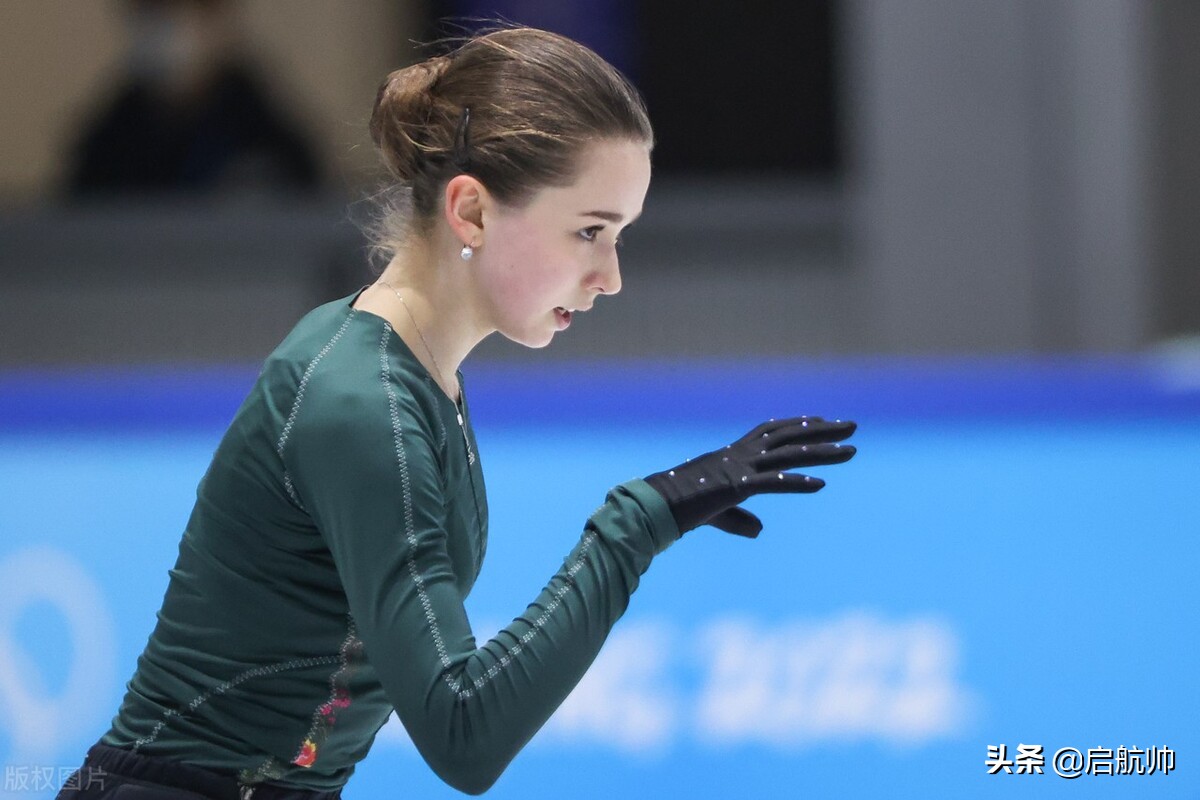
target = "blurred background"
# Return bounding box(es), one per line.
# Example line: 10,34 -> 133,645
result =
2,1 -> 1199,798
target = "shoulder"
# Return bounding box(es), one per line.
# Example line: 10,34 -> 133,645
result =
269,308 -> 440,455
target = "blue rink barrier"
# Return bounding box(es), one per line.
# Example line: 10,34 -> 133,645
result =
3,354 -> 1200,431
2,357 -> 1198,799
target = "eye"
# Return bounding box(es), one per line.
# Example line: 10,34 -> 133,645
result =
579,225 -> 603,243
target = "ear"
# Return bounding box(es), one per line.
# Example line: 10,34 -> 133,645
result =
443,174 -> 489,248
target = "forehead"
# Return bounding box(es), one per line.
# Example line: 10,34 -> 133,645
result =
526,139 -> 652,221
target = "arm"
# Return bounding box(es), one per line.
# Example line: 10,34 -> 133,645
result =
286,390 -> 676,795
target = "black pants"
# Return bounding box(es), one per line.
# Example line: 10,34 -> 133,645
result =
56,744 -> 343,800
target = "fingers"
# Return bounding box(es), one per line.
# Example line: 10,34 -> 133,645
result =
736,417 -> 857,451
743,472 -> 826,495
705,506 -> 762,538
769,418 -> 856,446
738,416 -> 825,442
757,443 -> 856,471
737,418 -> 814,442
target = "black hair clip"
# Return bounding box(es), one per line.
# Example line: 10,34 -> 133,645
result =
452,106 -> 472,172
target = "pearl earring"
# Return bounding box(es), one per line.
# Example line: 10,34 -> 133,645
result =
460,244 -> 474,261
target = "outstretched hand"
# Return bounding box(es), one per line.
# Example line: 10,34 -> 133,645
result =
643,417 -> 857,538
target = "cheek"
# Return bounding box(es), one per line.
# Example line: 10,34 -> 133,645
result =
484,229 -> 568,311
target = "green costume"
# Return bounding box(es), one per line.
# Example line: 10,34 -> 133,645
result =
102,288 -> 679,794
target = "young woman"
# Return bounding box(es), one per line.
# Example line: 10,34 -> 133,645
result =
58,26 -> 856,800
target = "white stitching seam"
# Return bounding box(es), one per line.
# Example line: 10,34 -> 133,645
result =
132,655 -> 342,752
379,325 -> 599,700
276,311 -> 357,509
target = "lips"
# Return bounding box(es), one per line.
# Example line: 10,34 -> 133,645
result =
553,307 -> 572,329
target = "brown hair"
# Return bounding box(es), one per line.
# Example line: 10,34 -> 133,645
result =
364,26 -> 653,262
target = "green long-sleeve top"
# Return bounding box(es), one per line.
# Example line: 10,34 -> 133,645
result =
101,288 -> 680,794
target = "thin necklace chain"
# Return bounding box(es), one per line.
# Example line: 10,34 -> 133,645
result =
375,279 -> 475,464
377,279 -> 458,401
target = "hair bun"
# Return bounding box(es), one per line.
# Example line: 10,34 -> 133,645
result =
369,56 -> 453,182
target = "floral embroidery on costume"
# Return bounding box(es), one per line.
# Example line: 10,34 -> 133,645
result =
294,740 -> 318,768
292,615 -> 365,769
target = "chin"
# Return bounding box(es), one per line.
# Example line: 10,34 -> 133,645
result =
500,326 -> 556,350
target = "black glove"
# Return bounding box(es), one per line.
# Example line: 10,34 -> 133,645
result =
643,417 -> 856,538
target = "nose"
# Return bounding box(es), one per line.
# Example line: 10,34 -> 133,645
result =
592,251 -> 622,296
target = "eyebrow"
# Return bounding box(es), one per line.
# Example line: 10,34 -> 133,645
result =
580,210 -> 640,224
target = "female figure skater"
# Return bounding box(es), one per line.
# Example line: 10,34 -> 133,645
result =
58,26 -> 856,799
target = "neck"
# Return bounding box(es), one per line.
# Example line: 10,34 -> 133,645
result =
360,235 -> 492,400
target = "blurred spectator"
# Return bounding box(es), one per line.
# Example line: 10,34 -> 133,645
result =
67,0 -> 322,197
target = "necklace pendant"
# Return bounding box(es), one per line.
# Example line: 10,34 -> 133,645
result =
455,411 -> 475,465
